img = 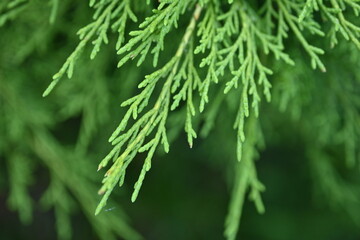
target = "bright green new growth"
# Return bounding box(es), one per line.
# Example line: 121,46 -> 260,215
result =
42,0 -> 138,97
96,4 -> 202,214
3,0 -> 358,239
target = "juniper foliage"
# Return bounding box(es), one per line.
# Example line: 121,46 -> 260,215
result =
1,0 -> 359,239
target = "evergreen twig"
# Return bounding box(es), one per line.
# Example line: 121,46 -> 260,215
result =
95,4 -> 203,215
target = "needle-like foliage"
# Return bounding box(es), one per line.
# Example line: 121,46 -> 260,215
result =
1,0 -> 360,239
42,0 -> 360,238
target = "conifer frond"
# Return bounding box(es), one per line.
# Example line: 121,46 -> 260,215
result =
117,0 -> 190,68
224,115 -> 265,240
319,0 -> 360,48
215,1 -> 294,161
277,0 -> 326,71
43,0 -> 137,97
170,41 -> 201,148
95,4 -> 203,215
194,2 -> 220,112
297,0 -> 360,49
4,0 -> 359,239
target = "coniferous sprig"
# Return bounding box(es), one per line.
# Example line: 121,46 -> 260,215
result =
170,41 -> 201,148
194,2 -> 220,112
31,0 -> 360,239
298,0 -> 360,48
224,115 -> 265,240
277,0 -> 327,71
215,1 -> 294,160
43,0 -> 137,97
95,4 -> 202,215
319,0 -> 360,48
116,0 -> 191,68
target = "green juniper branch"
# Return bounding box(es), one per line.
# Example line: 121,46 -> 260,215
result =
43,0 -> 137,97
225,114 -> 265,240
2,0 -> 360,239
41,0 -> 359,238
95,3 -> 203,215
